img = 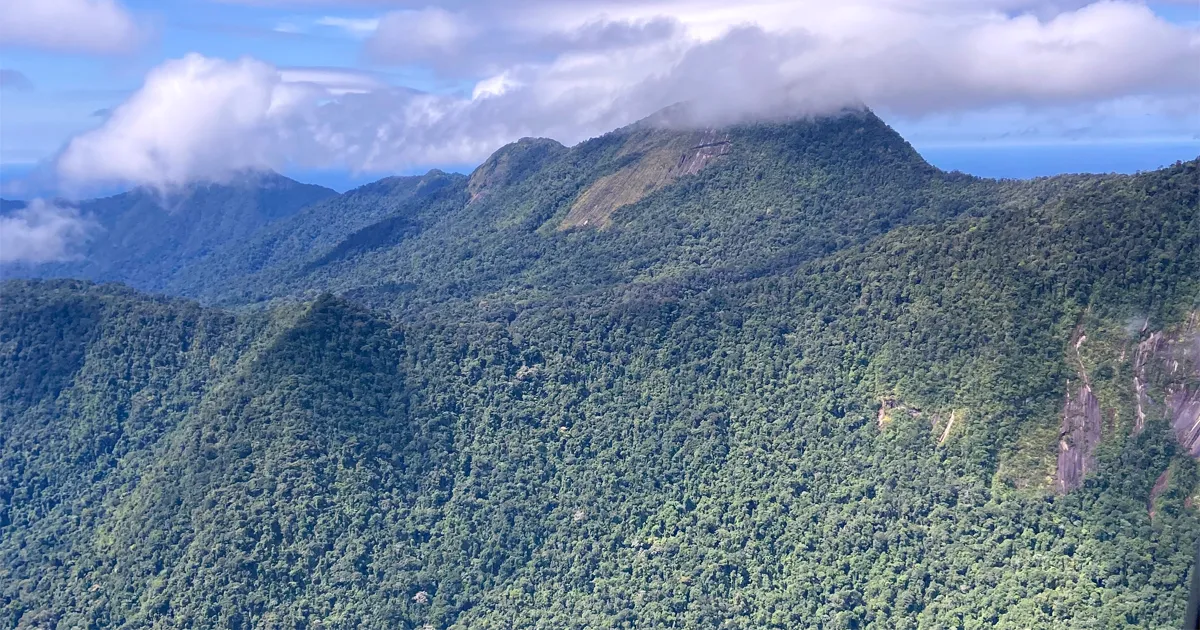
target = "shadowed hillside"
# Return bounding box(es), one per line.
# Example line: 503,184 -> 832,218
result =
1,172 -> 335,291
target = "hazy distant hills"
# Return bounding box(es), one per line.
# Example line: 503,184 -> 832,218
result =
1,171 -> 336,291
1,110 -> 1198,628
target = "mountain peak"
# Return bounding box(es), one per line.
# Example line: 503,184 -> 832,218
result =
629,101 -> 875,133
468,137 -> 567,202
556,105 -> 918,231
169,169 -> 335,197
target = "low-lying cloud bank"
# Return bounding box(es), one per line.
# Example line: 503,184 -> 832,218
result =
49,0 -> 1200,189
0,201 -> 94,264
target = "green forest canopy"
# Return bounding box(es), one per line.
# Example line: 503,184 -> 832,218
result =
1,111 -> 1198,629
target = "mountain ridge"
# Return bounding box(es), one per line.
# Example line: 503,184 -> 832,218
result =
1,111 -> 1199,628
162,110 -> 987,318
1,172 -> 337,292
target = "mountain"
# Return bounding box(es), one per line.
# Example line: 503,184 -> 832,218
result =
173,111 -> 994,317
1,172 -> 336,291
164,169 -> 469,304
1,111 -> 1199,628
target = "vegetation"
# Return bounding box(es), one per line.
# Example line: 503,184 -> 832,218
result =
2,172 -> 335,292
174,112 -> 997,317
1,111 -> 1198,628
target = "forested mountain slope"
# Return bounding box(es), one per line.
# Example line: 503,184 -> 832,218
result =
162,170 -> 468,301
169,112 -> 999,317
1,142 -> 1197,629
1,172 -> 335,291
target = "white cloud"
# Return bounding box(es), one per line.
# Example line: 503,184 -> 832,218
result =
472,73 -> 522,100
52,1 -> 1200,188
0,0 -> 144,55
273,15 -> 381,38
273,21 -> 305,34
278,67 -> 388,95
0,200 -> 93,264
367,8 -> 478,65
57,54 -> 315,189
314,16 -> 381,38
364,7 -> 682,76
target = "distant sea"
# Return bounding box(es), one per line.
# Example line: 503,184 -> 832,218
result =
4,143 -> 1199,200
915,141 -> 1200,180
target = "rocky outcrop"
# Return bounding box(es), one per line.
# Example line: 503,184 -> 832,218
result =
1168,315 -> 1200,455
1053,316 -> 1200,493
1055,384 -> 1102,494
1133,331 -> 1163,435
1134,313 -> 1199,455
1169,387 -> 1200,456
1056,329 -> 1102,494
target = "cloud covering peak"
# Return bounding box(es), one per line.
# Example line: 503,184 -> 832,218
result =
50,0 -> 1200,189
57,55 -> 308,189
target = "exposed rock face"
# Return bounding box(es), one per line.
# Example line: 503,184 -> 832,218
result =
1170,387 -> 1200,456
1052,315 -> 1199,494
1133,331 -> 1163,435
1168,317 -> 1200,455
1126,313 -> 1200,458
1056,384 -> 1102,494
1142,314 -> 1199,455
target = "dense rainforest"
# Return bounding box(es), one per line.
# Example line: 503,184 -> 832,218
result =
1,110 -> 1198,629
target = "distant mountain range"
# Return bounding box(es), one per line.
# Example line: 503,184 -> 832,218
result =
2,171 -> 336,291
1,109 -> 1198,628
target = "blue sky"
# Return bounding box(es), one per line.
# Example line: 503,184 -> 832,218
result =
1,0 -> 1198,195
